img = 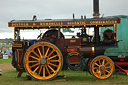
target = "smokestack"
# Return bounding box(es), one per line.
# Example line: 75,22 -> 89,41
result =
93,0 -> 100,18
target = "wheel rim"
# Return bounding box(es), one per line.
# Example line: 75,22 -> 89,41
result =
24,42 -> 62,80
91,57 -> 114,79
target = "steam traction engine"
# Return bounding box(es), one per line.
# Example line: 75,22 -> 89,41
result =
8,17 -> 121,80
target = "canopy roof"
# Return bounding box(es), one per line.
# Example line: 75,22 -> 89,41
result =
8,17 -> 121,28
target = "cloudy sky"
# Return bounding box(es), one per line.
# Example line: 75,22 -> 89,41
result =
0,0 -> 128,39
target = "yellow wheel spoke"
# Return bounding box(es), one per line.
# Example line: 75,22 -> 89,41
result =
31,63 -> 40,68
29,61 -> 38,63
32,51 -> 40,58
95,63 -> 100,66
49,63 -> 58,67
46,66 -> 50,75
32,66 -> 39,74
50,60 -> 60,62
38,65 -> 43,75
47,50 -> 55,58
43,67 -> 45,77
38,48 -> 42,58
48,55 -> 57,60
30,56 -> 39,60
48,65 -> 55,73
44,47 -> 50,58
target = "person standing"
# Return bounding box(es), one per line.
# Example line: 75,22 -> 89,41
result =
0,69 -> 2,76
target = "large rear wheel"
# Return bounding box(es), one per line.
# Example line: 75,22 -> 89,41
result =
90,55 -> 115,80
24,42 -> 63,80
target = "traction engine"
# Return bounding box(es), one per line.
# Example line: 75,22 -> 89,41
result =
8,16 -> 121,80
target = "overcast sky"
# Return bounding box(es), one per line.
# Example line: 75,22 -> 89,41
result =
0,0 -> 128,39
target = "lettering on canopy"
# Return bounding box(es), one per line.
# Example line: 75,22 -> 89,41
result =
8,20 -> 119,27
9,21 -> 86,27
89,20 -> 117,25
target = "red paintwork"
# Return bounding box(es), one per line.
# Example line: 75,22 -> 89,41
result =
67,48 -> 78,52
115,62 -> 128,76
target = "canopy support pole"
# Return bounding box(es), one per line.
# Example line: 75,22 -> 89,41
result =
116,24 -> 118,41
58,27 -> 60,39
14,27 -> 16,41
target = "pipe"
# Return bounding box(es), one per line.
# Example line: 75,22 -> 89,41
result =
93,0 -> 100,43
94,26 -> 100,43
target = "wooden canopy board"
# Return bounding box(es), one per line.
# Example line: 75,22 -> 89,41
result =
8,18 -> 121,29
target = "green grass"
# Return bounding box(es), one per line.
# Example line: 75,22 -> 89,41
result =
0,70 -> 128,85
0,58 -> 128,85
0,58 -> 12,64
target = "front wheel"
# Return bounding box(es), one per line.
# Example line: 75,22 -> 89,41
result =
90,55 -> 115,80
24,42 -> 63,80
87,58 -> 93,74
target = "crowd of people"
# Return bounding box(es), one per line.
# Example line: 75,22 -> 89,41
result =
0,49 -> 12,59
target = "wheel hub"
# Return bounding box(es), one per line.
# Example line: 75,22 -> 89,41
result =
100,65 -> 105,70
40,58 -> 47,65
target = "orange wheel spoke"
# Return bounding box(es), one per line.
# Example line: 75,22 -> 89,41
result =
38,48 -> 42,58
32,66 -> 39,74
103,72 -> 106,75
43,67 -> 45,77
42,46 -> 44,56
32,51 -> 40,58
105,67 -> 111,69
102,59 -> 105,65
30,56 -> 39,60
47,50 -> 55,58
95,63 -> 100,66
98,59 -> 101,65
46,66 -> 50,75
48,55 -> 57,60
38,65 -> 43,75
49,63 -> 58,67
105,62 -> 109,66
31,63 -> 40,68
93,67 -> 99,70
44,47 -> 50,58
105,70 -> 110,73
99,72 -> 101,77
50,60 -> 60,62
48,65 -> 55,73
29,61 -> 38,63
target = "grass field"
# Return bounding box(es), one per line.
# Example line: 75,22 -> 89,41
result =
0,58 -> 12,64
0,58 -> 128,85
